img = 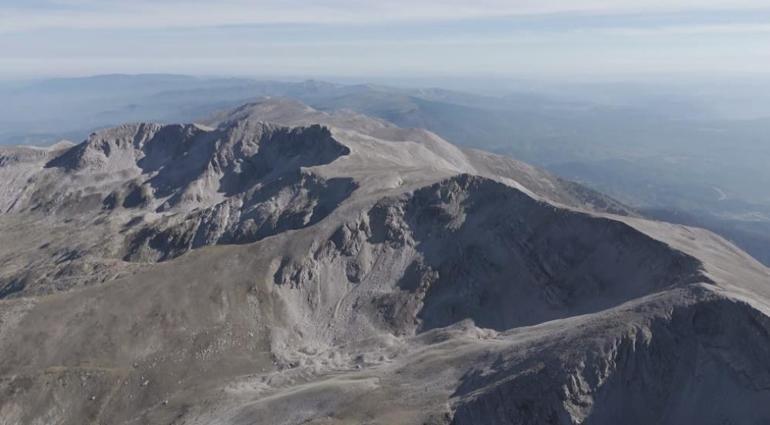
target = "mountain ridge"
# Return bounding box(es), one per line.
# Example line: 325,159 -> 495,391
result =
0,99 -> 768,424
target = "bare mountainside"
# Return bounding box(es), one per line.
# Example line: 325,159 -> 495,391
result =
0,99 -> 769,425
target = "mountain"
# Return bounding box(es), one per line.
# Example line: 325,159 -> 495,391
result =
3,74 -> 770,268
1,99 -> 769,424
292,85 -> 770,269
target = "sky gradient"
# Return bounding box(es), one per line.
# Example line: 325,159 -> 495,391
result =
2,0 -> 770,80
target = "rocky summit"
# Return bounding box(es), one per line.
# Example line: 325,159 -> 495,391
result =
1,99 -> 769,425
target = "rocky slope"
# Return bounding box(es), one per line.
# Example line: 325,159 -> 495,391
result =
0,99 -> 768,425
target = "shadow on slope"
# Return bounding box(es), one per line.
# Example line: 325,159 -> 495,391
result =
327,174 -> 706,333
450,296 -> 770,425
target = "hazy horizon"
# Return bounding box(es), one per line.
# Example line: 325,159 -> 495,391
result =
3,1 -> 770,80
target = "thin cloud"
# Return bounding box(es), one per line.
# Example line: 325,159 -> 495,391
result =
2,0 -> 770,32
595,23 -> 770,36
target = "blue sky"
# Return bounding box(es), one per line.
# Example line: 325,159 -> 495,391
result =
2,0 -> 770,80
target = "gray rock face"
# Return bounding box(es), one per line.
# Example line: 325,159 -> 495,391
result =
124,171 -> 355,262
450,296 -> 770,425
0,99 -> 769,425
374,174 -> 702,331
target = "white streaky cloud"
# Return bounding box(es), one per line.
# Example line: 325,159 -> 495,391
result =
1,0 -> 770,32
593,23 -> 770,37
